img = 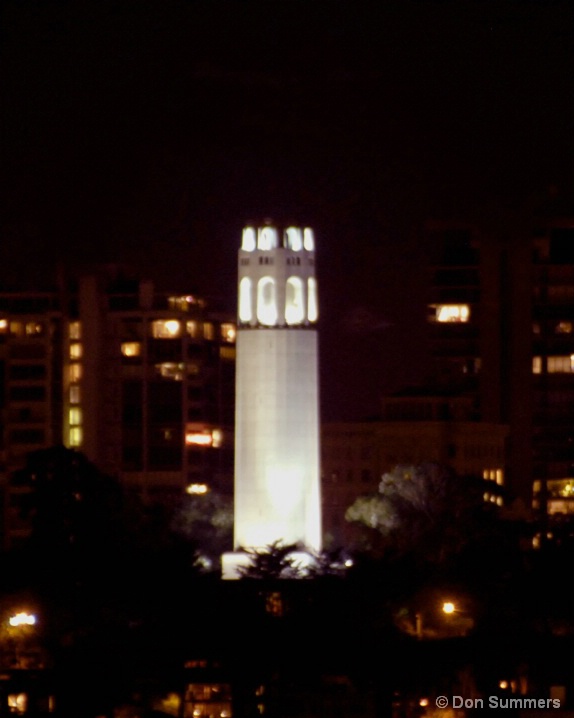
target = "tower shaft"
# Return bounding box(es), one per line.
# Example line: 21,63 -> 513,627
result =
232,224 -> 322,555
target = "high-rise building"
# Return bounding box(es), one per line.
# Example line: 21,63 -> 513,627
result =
427,214 -> 574,523
0,268 -> 236,548
223,223 -> 322,578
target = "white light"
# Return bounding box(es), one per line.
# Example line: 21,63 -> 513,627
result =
303,228 -> 315,251
435,304 -> 470,323
285,227 -> 303,251
186,484 -> 209,495
285,277 -> 304,325
258,226 -> 278,250
164,320 -> 180,336
242,226 -> 256,251
9,612 -> 36,626
442,602 -> 455,614
186,432 -> 213,446
257,277 -> 277,326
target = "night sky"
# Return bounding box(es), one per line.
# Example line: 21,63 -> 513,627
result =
2,0 -> 574,420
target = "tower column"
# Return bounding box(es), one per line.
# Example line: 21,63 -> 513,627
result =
222,224 -> 322,578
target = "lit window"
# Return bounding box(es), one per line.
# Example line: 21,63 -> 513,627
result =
431,304 -> 470,323
221,323 -> 236,343
220,346 -> 236,360
69,408 -> 82,426
121,342 -> 141,357
70,385 -> 80,404
69,427 -> 83,447
152,319 -> 181,338
533,356 -> 542,374
547,355 -> 574,373
257,277 -> 277,326
185,427 -> 223,447
168,295 -> 203,311
308,277 -> 318,322
556,321 -> 573,334
186,432 -> 213,446
69,322 -> 81,340
70,343 -> 82,359
284,227 -> 303,251
257,226 -> 278,250
239,277 -> 253,322
186,483 -> 209,495
7,694 -> 27,715
285,277 -> 305,325
212,429 -> 223,447
303,227 -> 315,251
0,318 -> 7,333
242,226 -> 256,251
203,323 -> 214,340
69,363 -> 82,382
496,469 -> 503,485
9,322 -> 23,336
25,322 -> 44,336
155,362 -> 185,381
187,320 -> 200,339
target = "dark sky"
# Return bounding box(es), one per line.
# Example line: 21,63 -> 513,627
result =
2,0 -> 574,420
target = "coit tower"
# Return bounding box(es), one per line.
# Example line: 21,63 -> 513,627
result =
222,223 -> 322,577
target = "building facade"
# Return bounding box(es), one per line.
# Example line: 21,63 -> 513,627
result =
427,214 -> 574,523
321,394 -> 508,548
0,269 -> 236,548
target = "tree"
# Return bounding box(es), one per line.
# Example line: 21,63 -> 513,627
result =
236,540 -> 307,579
171,491 -> 233,570
345,462 -> 506,567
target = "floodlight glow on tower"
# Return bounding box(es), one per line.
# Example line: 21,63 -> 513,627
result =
222,223 -> 322,578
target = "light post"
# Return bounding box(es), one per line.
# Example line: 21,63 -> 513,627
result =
441,600 -> 473,636
7,612 -> 37,669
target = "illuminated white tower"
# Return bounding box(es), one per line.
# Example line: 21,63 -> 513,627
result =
222,223 -> 321,578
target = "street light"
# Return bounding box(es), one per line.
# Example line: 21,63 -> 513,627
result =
8,612 -> 36,627
441,600 -> 474,636
6,612 -> 38,669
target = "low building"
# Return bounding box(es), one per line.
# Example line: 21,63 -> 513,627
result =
321,393 -> 508,548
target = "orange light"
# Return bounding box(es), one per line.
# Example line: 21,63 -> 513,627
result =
186,484 -> 209,495
186,432 -> 212,446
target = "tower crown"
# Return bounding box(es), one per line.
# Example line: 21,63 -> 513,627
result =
241,225 -> 315,252
238,224 -> 318,328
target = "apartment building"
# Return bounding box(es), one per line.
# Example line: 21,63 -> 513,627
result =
0,269 -> 236,548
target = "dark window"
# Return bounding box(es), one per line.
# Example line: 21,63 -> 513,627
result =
9,386 -> 46,401
9,429 -> 45,444
9,364 -> 46,381
550,229 -> 574,263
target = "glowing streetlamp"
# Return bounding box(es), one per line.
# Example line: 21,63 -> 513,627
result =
442,601 -> 456,615
8,612 -> 36,627
6,612 -> 38,669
